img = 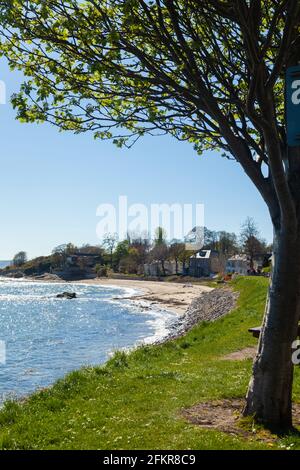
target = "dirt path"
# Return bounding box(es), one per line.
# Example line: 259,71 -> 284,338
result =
182,399 -> 300,443
221,347 -> 257,361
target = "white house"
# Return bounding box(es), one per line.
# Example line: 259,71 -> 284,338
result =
226,254 -> 250,275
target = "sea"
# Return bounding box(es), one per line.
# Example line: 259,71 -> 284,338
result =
0,278 -> 176,403
0,261 -> 11,269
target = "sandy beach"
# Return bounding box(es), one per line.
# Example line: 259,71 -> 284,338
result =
77,278 -> 213,315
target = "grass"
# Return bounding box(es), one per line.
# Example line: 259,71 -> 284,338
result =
0,276 -> 299,450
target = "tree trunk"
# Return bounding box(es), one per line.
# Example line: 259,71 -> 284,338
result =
249,253 -> 254,270
243,227 -> 300,429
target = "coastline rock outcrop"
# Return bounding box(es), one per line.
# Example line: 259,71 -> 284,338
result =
56,292 -> 77,299
158,287 -> 239,343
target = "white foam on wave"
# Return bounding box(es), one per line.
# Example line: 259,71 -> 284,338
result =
101,286 -> 178,344
142,308 -> 177,344
91,284 -> 179,344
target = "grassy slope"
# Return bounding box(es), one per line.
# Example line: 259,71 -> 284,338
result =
0,277 -> 299,450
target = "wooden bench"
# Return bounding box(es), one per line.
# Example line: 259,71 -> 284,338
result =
249,325 -> 300,339
248,327 -> 261,338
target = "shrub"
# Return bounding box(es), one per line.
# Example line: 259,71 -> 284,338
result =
262,266 -> 271,274
95,264 -> 108,277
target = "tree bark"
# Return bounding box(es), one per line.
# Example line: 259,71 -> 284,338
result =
161,259 -> 166,276
243,227 -> 300,430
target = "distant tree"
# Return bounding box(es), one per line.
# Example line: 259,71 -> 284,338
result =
240,217 -> 259,241
119,247 -> 140,274
204,228 -> 238,255
95,264 -> 108,278
154,227 -> 167,245
114,240 -> 130,271
130,236 -> 151,266
51,251 -> 63,269
169,241 -> 185,274
218,231 -> 239,256
13,251 -> 27,267
52,244 -> 66,256
240,218 -> 266,268
203,228 -> 219,251
149,227 -> 169,275
150,243 -> 169,276
78,244 -> 103,255
51,243 -> 75,268
65,243 -> 77,255
52,244 -> 69,256
102,233 -> 118,268
177,247 -> 196,274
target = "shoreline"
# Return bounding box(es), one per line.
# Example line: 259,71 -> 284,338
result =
75,278 -> 213,316
73,279 -> 238,346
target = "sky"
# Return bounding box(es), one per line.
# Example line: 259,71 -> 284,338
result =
0,60 -> 272,260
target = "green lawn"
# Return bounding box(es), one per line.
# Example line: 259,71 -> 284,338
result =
0,277 -> 299,450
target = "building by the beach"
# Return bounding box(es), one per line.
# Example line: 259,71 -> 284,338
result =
189,250 -> 224,277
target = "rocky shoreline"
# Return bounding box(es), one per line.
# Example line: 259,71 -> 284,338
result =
157,287 -> 239,344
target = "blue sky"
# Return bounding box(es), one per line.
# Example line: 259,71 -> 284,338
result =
0,59 -> 272,260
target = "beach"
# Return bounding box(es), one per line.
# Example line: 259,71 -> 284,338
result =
77,278 -> 213,315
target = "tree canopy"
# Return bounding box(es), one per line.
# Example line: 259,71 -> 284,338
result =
1,1 -> 300,232
12,250 -> 27,267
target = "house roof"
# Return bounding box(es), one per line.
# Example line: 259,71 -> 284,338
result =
190,250 -> 211,259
